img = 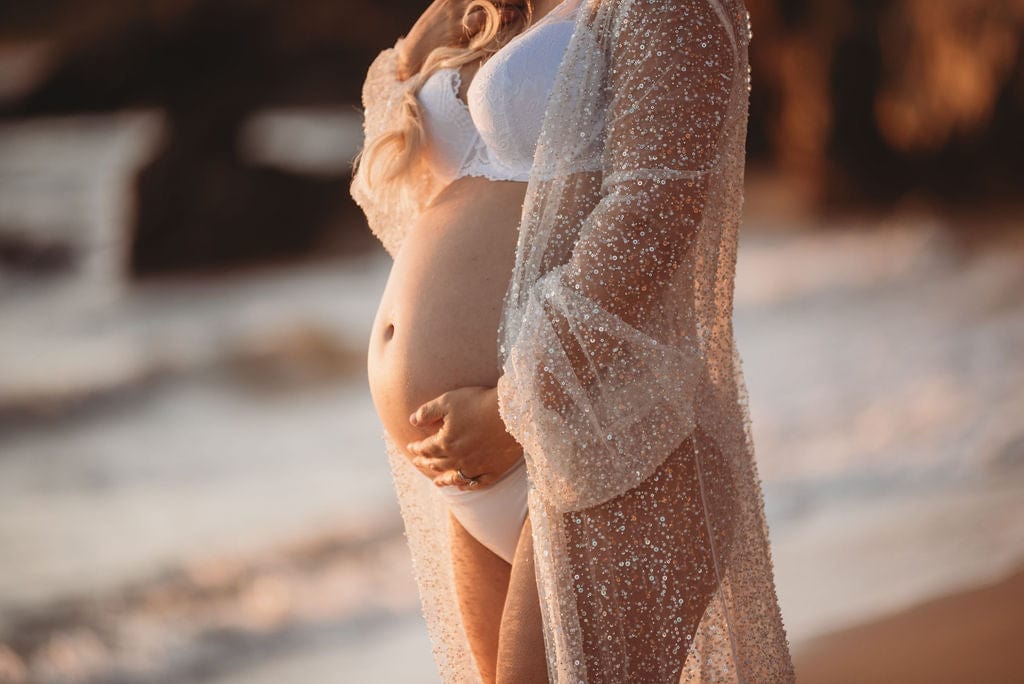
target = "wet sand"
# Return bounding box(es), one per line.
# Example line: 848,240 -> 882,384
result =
794,564 -> 1024,683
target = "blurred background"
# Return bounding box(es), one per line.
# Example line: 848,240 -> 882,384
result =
0,0 -> 1022,682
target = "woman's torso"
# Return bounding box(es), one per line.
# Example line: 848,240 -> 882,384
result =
367,7 -> 576,450
367,171 -> 527,449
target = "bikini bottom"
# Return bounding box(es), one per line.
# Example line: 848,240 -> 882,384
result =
436,456 -> 529,564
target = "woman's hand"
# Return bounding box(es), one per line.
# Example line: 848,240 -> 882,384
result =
405,385 -> 524,490
397,0 -> 527,79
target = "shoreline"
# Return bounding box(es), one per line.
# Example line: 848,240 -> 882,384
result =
793,563 -> 1024,683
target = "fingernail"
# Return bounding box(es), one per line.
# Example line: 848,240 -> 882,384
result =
409,413 -> 418,425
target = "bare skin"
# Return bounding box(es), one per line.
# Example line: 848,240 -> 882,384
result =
366,1 -> 566,680
448,509 -> 512,683
497,514 -> 547,683
446,498 -> 545,684
366,177 -> 526,468
415,387 -> 541,681
407,385 -> 523,489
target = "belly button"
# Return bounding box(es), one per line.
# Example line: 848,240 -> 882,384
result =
383,323 -> 395,341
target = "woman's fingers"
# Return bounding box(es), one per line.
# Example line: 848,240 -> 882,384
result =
463,1 -> 522,38
433,470 -> 463,487
409,396 -> 448,427
495,3 -> 524,26
412,455 -> 451,473
456,473 -> 496,490
491,0 -> 528,15
434,469 -> 495,489
406,432 -> 448,457
462,7 -> 485,36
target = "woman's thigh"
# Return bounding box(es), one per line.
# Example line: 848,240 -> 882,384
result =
496,515 -> 548,683
449,510 -> 512,684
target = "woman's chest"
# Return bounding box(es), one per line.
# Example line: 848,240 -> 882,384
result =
466,20 -> 577,168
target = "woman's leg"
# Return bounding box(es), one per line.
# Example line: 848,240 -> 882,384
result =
496,515 -> 548,683
448,509 -> 512,684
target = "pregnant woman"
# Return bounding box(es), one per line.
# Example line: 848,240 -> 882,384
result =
351,0 -> 795,681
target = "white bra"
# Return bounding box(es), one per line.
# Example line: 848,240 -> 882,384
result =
416,0 -> 577,184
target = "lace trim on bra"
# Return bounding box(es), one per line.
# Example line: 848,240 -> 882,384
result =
441,68 -> 532,183
447,69 -> 473,120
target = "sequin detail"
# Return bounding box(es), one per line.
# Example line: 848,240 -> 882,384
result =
351,1 -> 794,681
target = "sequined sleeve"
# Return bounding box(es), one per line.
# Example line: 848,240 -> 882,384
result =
495,0 -> 794,680
498,0 -> 741,512
349,37 -> 438,258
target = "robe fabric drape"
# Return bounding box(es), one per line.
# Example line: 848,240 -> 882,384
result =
350,0 -> 795,681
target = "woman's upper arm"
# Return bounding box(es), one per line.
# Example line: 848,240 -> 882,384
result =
562,0 -> 740,328
495,0 -> 745,510
349,37 -> 419,258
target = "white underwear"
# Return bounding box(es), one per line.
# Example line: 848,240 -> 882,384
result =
436,456 -> 529,564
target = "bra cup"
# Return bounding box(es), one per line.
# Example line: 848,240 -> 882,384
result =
468,21 -> 576,177
418,68 -> 479,184
414,10 -> 579,186
533,23 -> 607,179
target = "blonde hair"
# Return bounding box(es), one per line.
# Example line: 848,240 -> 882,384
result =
352,1 -> 535,214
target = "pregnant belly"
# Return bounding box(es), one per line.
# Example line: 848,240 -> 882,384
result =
367,178 -> 527,450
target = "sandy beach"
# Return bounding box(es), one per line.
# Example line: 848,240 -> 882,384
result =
795,564 -> 1024,683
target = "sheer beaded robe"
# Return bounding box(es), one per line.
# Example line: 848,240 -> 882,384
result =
350,0 -> 795,681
